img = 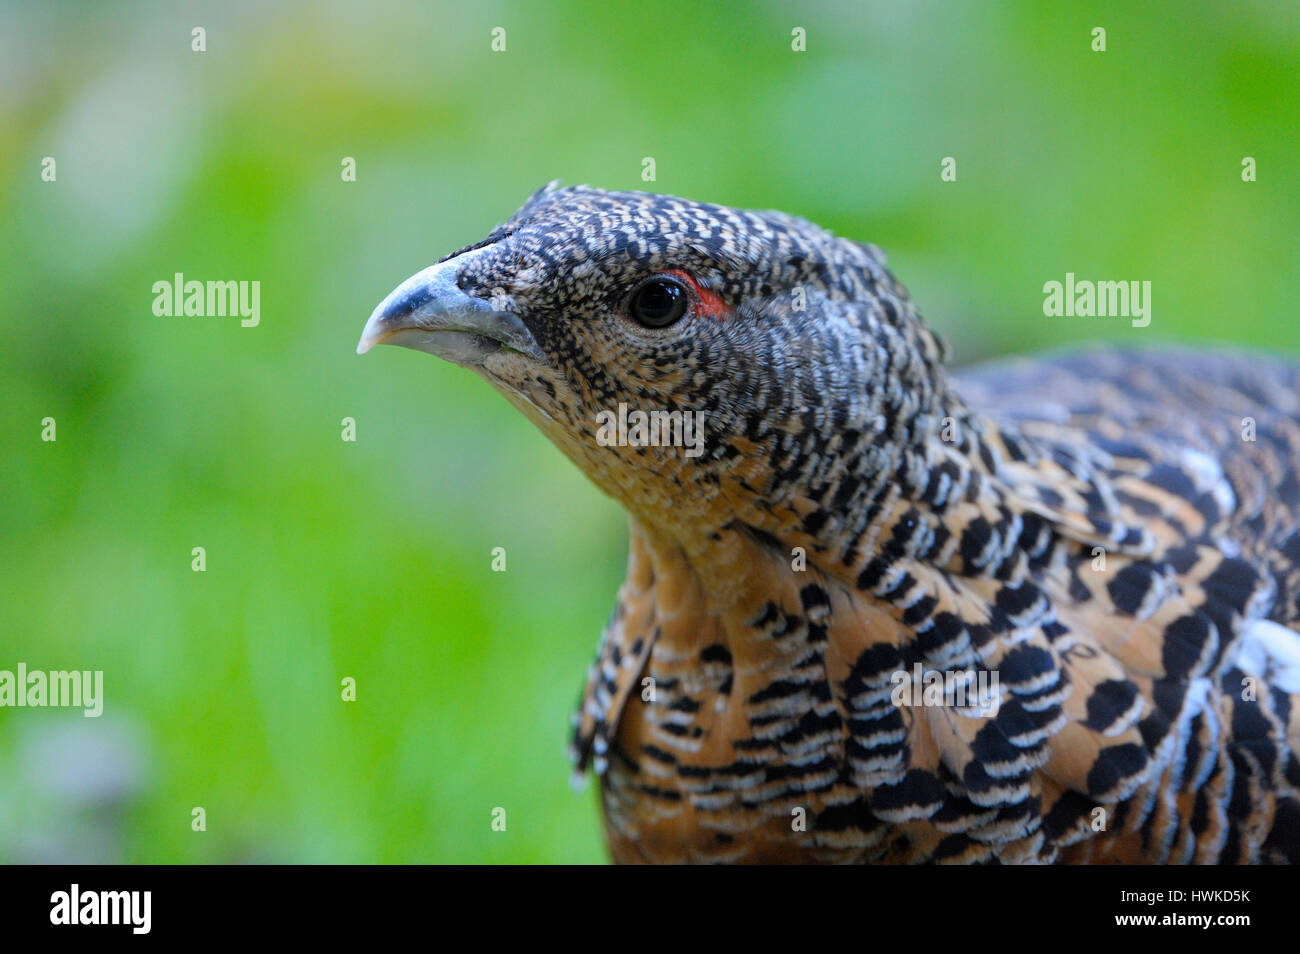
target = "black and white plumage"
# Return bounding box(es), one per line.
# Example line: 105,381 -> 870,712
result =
360,185 -> 1300,863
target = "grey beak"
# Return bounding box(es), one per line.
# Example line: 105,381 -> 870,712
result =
357,251 -> 542,367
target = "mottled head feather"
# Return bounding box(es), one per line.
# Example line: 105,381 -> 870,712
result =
442,185 -> 953,548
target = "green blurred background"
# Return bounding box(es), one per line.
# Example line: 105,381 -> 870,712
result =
1,0 -> 1296,863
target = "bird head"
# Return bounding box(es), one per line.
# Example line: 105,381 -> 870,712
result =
359,185 -> 953,549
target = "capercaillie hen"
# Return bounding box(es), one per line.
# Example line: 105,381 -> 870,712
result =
358,184 -> 1300,864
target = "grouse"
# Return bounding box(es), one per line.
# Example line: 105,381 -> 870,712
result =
358,184 -> 1300,864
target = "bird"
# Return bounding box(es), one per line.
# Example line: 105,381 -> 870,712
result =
357,183 -> 1300,864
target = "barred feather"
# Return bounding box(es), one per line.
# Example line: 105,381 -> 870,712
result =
366,186 -> 1300,863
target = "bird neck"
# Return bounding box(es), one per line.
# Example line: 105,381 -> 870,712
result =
630,372 -> 1062,600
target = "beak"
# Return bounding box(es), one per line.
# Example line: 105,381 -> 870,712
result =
356,251 -> 543,368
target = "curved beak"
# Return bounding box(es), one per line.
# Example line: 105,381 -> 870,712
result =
357,252 -> 542,368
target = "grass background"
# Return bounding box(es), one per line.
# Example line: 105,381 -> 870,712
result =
0,0 -> 1296,862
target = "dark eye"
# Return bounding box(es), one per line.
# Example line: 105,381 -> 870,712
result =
629,276 -> 688,328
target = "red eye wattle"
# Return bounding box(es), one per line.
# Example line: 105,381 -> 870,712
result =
661,270 -> 730,319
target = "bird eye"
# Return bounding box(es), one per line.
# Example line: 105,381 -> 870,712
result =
629,276 -> 689,328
